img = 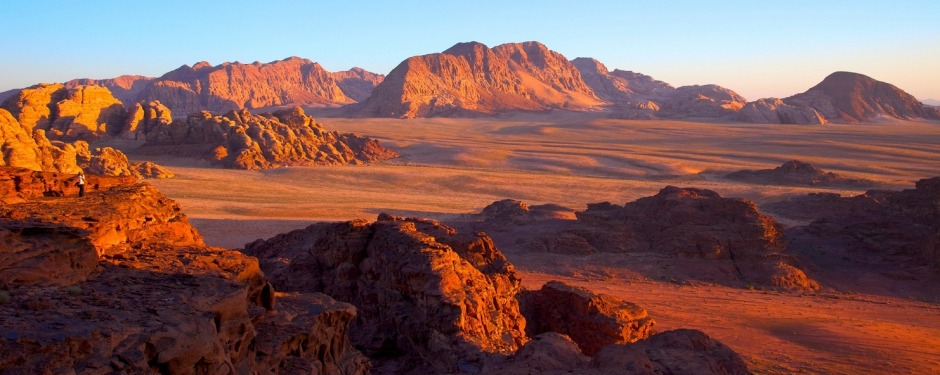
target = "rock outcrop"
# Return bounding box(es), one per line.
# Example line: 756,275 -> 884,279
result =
333,67 -> 386,102
1,83 -> 126,140
518,281 -> 655,355
243,214 -> 528,373
121,100 -> 173,140
784,71 -> 940,123
356,41 -> 603,118
736,98 -> 827,124
136,57 -> 357,114
65,75 -> 155,108
140,107 -> 397,169
659,85 -> 747,119
1,108 -> 83,174
486,329 -> 749,375
519,187 -> 818,290
725,160 -> 875,188
780,177 -> 940,268
0,169 -> 369,374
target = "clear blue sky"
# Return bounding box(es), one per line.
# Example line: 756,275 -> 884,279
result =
2,0 -> 938,101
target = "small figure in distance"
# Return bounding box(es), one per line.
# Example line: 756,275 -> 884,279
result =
77,171 -> 86,197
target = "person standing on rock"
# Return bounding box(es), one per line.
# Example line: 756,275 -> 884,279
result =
77,172 -> 86,197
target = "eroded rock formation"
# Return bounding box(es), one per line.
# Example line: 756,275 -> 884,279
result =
737,98 -> 827,124
141,107 -> 397,169
0,169 -> 369,374
243,214 -> 528,373
356,41 -> 603,118
518,281 -> 655,355
137,57 -> 357,114
1,83 -> 126,140
725,160 -> 875,188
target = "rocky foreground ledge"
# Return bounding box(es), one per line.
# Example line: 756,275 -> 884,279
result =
0,166 -> 750,374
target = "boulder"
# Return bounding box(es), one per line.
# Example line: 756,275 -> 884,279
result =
518,281 -> 655,355
590,329 -> 751,375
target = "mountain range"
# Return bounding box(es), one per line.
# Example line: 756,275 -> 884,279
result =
2,41 -> 937,124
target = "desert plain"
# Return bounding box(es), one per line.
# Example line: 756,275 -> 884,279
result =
129,112 -> 940,374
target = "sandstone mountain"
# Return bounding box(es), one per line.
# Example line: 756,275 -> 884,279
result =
725,160 -> 875,188
135,57 -> 383,114
784,71 -> 940,122
333,67 -> 386,102
139,107 -> 398,169
355,41 -> 604,118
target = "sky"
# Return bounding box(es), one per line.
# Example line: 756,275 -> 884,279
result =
2,0 -> 938,101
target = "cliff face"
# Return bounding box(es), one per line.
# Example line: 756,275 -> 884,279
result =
65,75 -> 155,107
356,41 -> 603,118
137,57 -> 358,115
0,83 -> 126,140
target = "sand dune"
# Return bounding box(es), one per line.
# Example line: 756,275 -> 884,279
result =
139,113 -> 940,374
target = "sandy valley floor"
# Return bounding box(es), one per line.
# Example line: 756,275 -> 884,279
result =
140,112 -> 940,374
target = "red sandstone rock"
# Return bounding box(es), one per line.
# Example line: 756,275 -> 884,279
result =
518,281 -> 655,355
659,85 -> 747,119
356,41 -> 603,118
590,329 -> 751,374
737,98 -> 827,124
333,67 -> 386,102
140,107 -> 397,169
243,214 -> 528,373
1,83 -> 126,141
65,75 -> 155,108
0,169 -> 368,374
121,100 -> 172,140
784,71 -> 940,123
725,160 -> 875,188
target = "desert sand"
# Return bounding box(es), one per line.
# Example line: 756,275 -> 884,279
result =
139,112 -> 940,374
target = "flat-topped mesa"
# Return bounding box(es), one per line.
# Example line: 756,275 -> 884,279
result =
140,106 -> 397,169
0,168 -> 369,374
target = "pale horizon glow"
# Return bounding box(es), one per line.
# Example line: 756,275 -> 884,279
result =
1,1 -> 938,101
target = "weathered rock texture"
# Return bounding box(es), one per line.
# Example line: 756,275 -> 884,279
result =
356,41 -> 603,118
333,67 -> 386,102
0,166 -> 134,204
121,100 -> 173,140
779,177 -> 940,268
484,329 -> 749,375
0,169 -> 369,374
784,71 -> 940,123
523,187 -> 818,290
65,75 -> 155,109
136,57 -> 374,114
140,107 -> 397,169
243,214 -> 528,373
1,83 -> 126,140
725,160 -> 875,188
737,98 -> 827,124
590,329 -> 751,375
518,281 -> 655,355
659,85 -> 747,119
1,108 -> 83,174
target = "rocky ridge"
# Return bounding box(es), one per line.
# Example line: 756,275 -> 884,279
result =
785,71 -> 940,123
474,188 -> 818,291
0,168 -> 369,373
140,107 -> 397,169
